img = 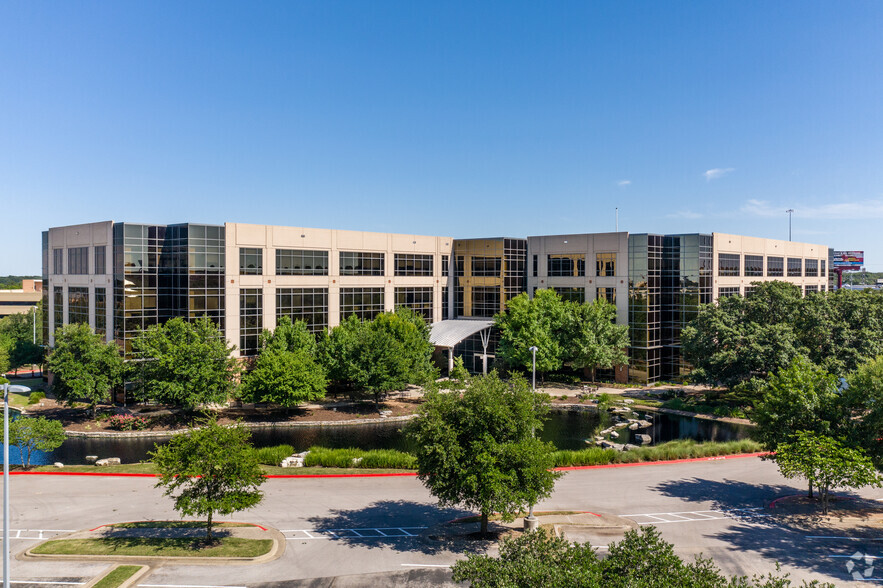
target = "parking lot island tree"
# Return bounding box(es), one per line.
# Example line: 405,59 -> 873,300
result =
773,431 -> 882,515
150,417 -> 266,543
46,323 -> 125,417
130,316 -> 239,409
408,371 -> 561,537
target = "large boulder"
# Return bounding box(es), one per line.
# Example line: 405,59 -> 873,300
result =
95,458 -> 121,466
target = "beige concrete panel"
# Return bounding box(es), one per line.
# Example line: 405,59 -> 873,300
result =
336,229 -> 388,251
271,226 -> 334,249
232,223 -> 269,247
391,234 -> 439,252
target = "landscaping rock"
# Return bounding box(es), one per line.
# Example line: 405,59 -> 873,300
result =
623,444 -> 640,451
53,462 -> 64,468
628,423 -> 639,430
280,456 -> 304,468
637,420 -> 652,429
609,431 -> 619,439
635,434 -> 652,445
95,458 -> 121,466
85,455 -> 98,463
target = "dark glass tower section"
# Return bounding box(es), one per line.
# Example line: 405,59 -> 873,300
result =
628,234 -> 663,383
113,222 -> 225,355
661,234 -> 712,380
41,231 -> 49,345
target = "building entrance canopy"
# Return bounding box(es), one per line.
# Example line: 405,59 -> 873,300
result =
429,319 -> 494,349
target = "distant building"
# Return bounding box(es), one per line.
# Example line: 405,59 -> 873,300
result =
43,221 -> 829,383
0,278 -> 42,319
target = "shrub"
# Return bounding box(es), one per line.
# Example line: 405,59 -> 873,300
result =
304,446 -> 417,469
27,391 -> 45,405
253,444 -> 295,466
106,414 -> 150,431
551,440 -> 762,467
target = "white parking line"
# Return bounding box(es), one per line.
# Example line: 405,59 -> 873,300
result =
621,508 -> 769,525
283,526 -> 427,540
2,529 -> 74,540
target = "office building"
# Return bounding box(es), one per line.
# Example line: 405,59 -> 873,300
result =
43,221 -> 829,383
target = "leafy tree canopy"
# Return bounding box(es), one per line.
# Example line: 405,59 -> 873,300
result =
843,354 -> 883,467
240,348 -> 326,408
3,416 -> 65,470
258,316 -> 317,356
46,323 -> 124,417
562,298 -> 629,379
495,290 -> 565,376
408,372 -> 561,536
453,526 -> 833,588
150,417 -> 265,542
774,431 -> 882,515
130,316 -> 238,408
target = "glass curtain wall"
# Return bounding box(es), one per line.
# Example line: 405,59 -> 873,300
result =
661,234 -> 712,380
628,234 -> 663,383
451,238 -> 526,318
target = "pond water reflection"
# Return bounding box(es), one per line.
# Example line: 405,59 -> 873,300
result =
3,408 -> 752,467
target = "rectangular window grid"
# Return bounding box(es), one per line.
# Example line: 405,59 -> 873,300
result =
596,252 -> 616,277
718,287 -> 740,298
787,257 -> 802,277
821,259 -> 826,275
276,249 -> 328,276
53,286 -> 64,332
276,288 -> 328,333
68,287 -> 89,325
95,287 -> 107,338
68,247 -> 88,275
394,254 -> 433,277
94,246 -> 106,275
53,248 -> 63,275
744,255 -> 764,277
805,259 -> 819,277
532,255 -> 538,277
239,288 -> 263,356
395,287 -> 433,320
471,286 -> 500,317
340,287 -> 385,321
471,256 -> 502,277
805,285 -> 819,295
340,252 -> 384,276
596,287 -> 616,304
718,253 -> 740,277
767,256 -> 784,277
239,248 -> 263,275
547,254 -> 585,277
552,287 -> 585,303
441,255 -> 449,277
442,286 -> 449,319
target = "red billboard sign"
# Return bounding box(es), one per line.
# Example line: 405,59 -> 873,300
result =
833,251 -> 864,270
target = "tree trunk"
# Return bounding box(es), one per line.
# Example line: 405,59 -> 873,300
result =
92,403 -> 97,419
808,481 -> 813,498
480,512 -> 489,538
821,485 -> 829,515
206,510 -> 213,543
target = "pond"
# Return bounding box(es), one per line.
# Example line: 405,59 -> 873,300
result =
1,408 -> 752,467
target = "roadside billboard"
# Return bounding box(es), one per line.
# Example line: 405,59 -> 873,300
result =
833,251 -> 864,270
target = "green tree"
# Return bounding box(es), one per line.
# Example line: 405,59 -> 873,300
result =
774,431 -> 882,515
682,288 -> 803,390
150,418 -> 266,542
0,344 -> 8,375
240,348 -> 326,409
495,290 -> 565,378
46,323 -> 124,417
258,316 -> 317,356
408,372 -> 561,537
5,416 -> 65,470
318,310 -> 435,404
131,316 -> 238,408
843,355 -> 883,467
452,526 -> 833,588
562,298 -> 629,381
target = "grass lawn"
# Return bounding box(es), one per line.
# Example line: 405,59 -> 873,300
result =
92,565 -> 142,588
32,537 -> 273,558
31,463 -> 157,474
110,521 -> 253,529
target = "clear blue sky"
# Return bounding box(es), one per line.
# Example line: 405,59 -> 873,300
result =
3,1 -> 882,274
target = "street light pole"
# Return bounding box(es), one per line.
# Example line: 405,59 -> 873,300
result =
786,209 -> 794,241
524,346 -> 539,531
3,380 -> 9,588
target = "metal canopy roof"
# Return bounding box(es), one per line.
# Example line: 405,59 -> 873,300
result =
429,319 -> 495,348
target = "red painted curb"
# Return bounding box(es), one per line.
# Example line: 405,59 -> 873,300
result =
8,452 -> 768,478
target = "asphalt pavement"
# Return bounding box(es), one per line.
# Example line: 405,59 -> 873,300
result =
2,457 -> 882,587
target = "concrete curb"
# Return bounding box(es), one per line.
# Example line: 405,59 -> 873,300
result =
21,524 -> 286,566
83,564 -> 150,588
